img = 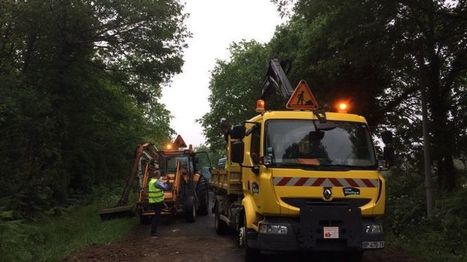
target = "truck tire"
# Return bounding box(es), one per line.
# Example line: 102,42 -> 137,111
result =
196,175 -> 209,216
244,239 -> 260,262
237,214 -> 245,247
214,201 -> 227,235
184,196 -> 196,223
347,251 -> 363,262
243,214 -> 260,261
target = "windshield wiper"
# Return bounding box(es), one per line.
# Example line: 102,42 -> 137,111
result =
320,164 -> 377,170
271,163 -> 350,170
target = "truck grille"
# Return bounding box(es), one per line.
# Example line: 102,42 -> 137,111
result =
281,197 -> 371,208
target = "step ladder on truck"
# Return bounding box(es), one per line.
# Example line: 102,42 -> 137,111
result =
210,59 -> 394,261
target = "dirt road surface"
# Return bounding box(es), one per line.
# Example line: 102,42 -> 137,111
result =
66,210 -> 416,262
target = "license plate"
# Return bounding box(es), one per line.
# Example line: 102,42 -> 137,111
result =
323,226 -> 339,239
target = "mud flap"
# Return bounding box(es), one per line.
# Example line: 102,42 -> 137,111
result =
298,205 -> 362,251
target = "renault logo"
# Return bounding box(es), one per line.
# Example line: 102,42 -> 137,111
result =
323,187 -> 332,200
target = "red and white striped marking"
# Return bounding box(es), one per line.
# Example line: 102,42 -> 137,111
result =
272,177 -> 378,188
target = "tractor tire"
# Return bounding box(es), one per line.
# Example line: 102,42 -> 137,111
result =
184,196 -> 196,223
196,175 -> 209,216
214,201 -> 227,235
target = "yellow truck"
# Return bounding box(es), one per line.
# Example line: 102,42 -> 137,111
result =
210,59 -> 392,261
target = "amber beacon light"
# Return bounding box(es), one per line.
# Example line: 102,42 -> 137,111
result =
256,99 -> 265,113
336,101 -> 349,113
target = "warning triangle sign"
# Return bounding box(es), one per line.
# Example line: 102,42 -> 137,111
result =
286,80 -> 319,110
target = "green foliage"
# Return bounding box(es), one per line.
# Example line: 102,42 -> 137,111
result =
0,200 -> 135,262
199,40 -> 270,154
385,169 -> 427,235
271,0 -> 466,191
0,0 -> 187,219
385,169 -> 467,261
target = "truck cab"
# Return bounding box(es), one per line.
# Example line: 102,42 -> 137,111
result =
229,110 -> 385,259
211,59 -> 389,261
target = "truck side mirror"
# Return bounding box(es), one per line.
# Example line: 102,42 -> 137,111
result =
231,141 -> 244,164
381,131 -> 393,145
230,125 -> 246,140
383,146 -> 394,168
381,130 -> 394,168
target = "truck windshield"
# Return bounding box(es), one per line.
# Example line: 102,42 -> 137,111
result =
265,120 -> 377,169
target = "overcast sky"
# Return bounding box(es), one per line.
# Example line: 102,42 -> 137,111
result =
161,0 -> 283,147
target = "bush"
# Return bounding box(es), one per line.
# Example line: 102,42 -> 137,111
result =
0,185 -> 136,261
385,167 -> 467,261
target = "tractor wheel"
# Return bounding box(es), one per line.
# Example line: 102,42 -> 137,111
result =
214,201 -> 227,235
196,175 -> 209,216
184,196 -> 196,223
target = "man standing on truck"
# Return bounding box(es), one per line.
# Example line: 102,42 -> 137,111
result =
148,163 -> 170,237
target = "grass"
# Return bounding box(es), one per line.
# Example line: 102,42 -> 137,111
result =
1,202 -> 136,262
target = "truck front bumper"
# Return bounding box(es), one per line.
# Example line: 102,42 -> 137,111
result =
247,206 -> 384,252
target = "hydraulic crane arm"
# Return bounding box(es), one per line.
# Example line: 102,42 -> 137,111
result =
259,58 -> 326,121
117,143 -> 158,206
260,58 -> 294,101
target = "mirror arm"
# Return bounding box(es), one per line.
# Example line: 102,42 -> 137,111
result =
251,165 -> 260,175
245,124 -> 259,137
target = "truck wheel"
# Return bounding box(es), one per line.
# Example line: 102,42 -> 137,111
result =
214,202 -> 227,235
244,240 -> 260,262
237,214 -> 245,247
184,196 -> 196,223
347,251 -> 363,262
243,213 -> 260,261
196,175 -> 209,216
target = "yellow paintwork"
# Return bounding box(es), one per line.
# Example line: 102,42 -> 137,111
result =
237,110 -> 385,230
250,110 -> 368,124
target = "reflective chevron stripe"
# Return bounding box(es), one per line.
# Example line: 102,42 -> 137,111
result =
272,177 -> 378,187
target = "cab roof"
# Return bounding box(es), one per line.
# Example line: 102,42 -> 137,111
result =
248,111 -> 367,124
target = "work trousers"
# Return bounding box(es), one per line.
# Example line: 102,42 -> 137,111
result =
150,202 -> 163,235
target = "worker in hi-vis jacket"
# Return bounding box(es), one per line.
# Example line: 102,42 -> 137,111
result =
147,163 -> 170,237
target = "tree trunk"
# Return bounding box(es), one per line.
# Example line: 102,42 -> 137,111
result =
427,56 -> 457,192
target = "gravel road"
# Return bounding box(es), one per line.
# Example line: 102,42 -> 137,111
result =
65,209 -> 416,262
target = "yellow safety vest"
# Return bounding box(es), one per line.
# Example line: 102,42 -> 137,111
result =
148,178 -> 164,203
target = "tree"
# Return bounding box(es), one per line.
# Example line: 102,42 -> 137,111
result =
270,0 -> 466,191
199,41 -> 270,154
0,0 -> 188,216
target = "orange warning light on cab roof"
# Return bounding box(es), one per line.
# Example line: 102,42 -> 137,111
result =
256,99 -> 265,113
336,101 -> 350,113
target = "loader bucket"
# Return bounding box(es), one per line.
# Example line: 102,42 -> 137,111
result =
99,205 -> 135,221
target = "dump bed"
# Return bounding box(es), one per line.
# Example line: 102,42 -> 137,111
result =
210,163 -> 242,195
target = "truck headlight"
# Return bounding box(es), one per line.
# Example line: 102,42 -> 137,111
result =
364,224 -> 383,234
258,223 -> 288,235
362,241 -> 385,249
